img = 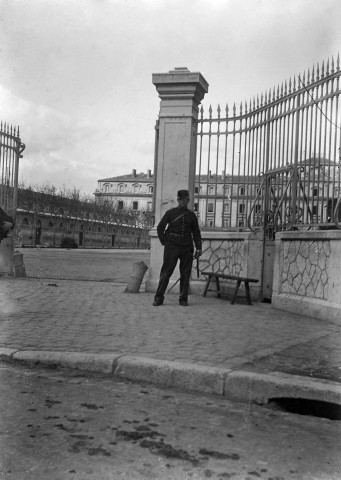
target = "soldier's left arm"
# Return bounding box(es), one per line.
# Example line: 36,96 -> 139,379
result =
190,212 -> 202,253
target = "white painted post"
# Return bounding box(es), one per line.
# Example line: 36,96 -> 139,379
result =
146,67 -> 208,292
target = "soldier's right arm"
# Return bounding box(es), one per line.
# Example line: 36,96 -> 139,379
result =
156,210 -> 171,245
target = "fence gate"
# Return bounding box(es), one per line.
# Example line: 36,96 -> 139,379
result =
196,56 -> 341,300
0,122 -> 25,271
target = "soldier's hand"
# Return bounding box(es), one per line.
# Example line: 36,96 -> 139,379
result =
2,221 -> 13,231
194,249 -> 202,259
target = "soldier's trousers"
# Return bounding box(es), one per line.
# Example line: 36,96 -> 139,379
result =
154,242 -> 194,302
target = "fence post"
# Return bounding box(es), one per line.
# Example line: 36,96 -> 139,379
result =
146,67 -> 208,292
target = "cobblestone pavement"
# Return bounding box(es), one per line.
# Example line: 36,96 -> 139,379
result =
1,248 -> 340,383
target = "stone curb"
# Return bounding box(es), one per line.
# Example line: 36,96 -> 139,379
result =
1,348 -> 341,406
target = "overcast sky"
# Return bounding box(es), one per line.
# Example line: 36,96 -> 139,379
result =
1,0 -> 340,194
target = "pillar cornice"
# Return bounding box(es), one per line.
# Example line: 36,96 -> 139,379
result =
152,68 -> 209,105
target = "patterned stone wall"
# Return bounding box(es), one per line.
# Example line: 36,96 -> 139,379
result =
193,239 -> 244,276
281,240 -> 330,299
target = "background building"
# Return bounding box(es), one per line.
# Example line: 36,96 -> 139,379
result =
95,170 -> 154,215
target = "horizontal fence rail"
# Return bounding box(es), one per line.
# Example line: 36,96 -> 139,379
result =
196,55 -> 341,234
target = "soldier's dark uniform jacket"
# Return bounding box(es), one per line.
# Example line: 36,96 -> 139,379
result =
157,207 -> 202,250
0,207 -> 14,242
154,200 -> 202,306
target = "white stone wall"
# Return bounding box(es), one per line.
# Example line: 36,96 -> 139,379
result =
272,230 -> 341,324
281,240 -> 330,299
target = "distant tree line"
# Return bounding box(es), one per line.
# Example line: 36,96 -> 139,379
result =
16,182 -> 154,229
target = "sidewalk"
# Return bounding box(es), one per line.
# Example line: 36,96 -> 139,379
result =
0,248 -> 340,404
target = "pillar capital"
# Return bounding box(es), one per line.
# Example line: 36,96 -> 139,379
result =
152,67 -> 209,108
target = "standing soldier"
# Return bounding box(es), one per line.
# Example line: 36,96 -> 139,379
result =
0,206 -> 14,243
153,190 -> 202,307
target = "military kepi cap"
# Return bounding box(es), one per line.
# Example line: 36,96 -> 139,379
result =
177,190 -> 189,199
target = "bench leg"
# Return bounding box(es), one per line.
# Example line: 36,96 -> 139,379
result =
245,281 -> 252,305
231,280 -> 241,304
215,276 -> 221,298
202,276 -> 211,297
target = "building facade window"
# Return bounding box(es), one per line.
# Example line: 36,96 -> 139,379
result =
133,201 -> 138,211
207,203 -> 214,213
118,201 -> 124,210
148,185 -> 153,194
239,203 -> 245,214
119,184 -> 125,193
239,186 -> 245,196
147,202 -> 153,211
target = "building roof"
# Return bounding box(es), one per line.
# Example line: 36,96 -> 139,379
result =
98,171 -> 258,184
98,171 -> 154,183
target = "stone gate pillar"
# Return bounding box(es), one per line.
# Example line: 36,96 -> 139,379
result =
146,67 -> 208,292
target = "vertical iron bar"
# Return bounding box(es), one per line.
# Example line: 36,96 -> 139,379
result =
230,108 -> 237,227
205,107 -> 213,227
291,91 -> 301,229
214,106 -> 221,227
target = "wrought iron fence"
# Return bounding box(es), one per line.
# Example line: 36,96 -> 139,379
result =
0,122 -> 25,216
196,55 -> 341,234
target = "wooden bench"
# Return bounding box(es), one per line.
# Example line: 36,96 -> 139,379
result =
201,271 -> 259,305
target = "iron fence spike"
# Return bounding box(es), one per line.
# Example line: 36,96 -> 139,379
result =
326,59 -> 330,76
331,56 -> 335,74
316,62 -> 320,80
337,52 -> 340,70
321,60 -> 325,77
217,104 -> 221,118
311,66 -> 315,82
225,103 -> 229,116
